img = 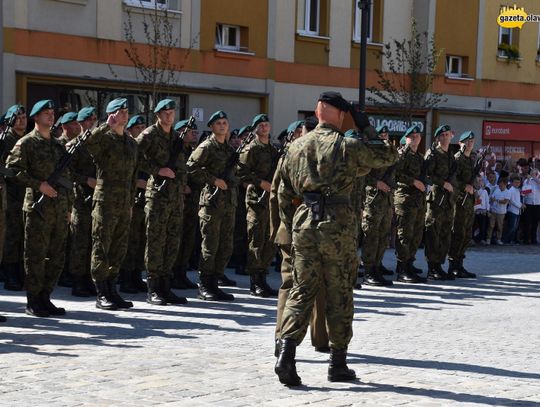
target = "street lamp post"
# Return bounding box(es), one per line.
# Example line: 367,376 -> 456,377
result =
358,0 -> 371,111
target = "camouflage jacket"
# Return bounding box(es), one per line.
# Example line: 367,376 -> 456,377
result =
237,136 -> 279,206
2,128 -> 26,209
136,123 -> 187,200
278,123 -> 398,235
364,164 -> 395,208
6,129 -> 72,212
84,123 -> 138,207
453,149 -> 474,202
67,132 -> 96,208
425,145 -> 457,206
187,134 -> 237,208
394,146 -> 425,209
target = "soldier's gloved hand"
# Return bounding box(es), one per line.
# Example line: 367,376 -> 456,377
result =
158,167 -> 176,179
214,178 -> 228,190
350,106 -> 371,132
39,181 -> 58,198
260,180 -> 272,192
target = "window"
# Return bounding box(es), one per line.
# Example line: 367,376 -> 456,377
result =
215,24 -> 241,51
303,0 -> 320,35
123,0 -> 179,11
498,26 -> 512,46
446,56 -> 463,77
353,0 -> 373,42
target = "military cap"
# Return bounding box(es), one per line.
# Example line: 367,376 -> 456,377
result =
400,135 -> 407,145
287,120 -> 304,134
5,104 -> 25,120
318,91 -> 350,112
174,119 -> 198,132
77,106 -> 96,122
404,124 -> 421,138
344,129 -> 360,139
304,116 -> 319,131
434,124 -> 451,138
154,98 -> 176,113
127,115 -> 146,129
459,131 -> 474,142
106,97 -> 128,114
29,99 -> 54,117
376,125 -> 389,134
251,113 -> 269,128
207,110 -> 228,127
238,125 -> 251,136
60,112 -> 78,125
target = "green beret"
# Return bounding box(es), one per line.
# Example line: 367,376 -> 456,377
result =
400,135 -> 407,145
60,112 -> 78,125
238,125 -> 251,135
277,129 -> 288,141
404,125 -> 421,138
459,131 -> 475,142
30,99 -> 54,117
318,91 -> 350,112
5,104 -> 25,120
174,119 -> 198,132
154,98 -> 176,113
376,125 -> 389,134
251,113 -> 270,128
230,128 -> 239,138
344,129 -> 361,139
106,97 -> 128,114
287,120 -> 304,134
126,115 -> 146,129
77,106 -> 96,122
207,110 -> 228,127
434,124 -> 451,138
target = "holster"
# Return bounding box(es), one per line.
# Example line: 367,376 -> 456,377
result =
303,192 -> 325,222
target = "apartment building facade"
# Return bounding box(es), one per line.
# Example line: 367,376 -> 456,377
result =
1,0 -> 540,158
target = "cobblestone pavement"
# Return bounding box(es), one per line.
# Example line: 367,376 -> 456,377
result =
1,245 -> 539,406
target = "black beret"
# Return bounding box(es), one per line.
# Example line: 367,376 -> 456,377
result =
318,91 -> 351,112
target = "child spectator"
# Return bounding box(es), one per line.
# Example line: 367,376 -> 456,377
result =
521,168 -> 540,244
486,178 -> 511,245
502,176 -> 524,244
474,175 -> 490,244
484,171 -> 498,195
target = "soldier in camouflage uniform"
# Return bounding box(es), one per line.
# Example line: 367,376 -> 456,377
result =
360,125 -> 395,287
448,131 -> 477,279
1,105 -> 27,291
58,112 -> 80,145
187,110 -> 237,302
68,107 -> 98,297
136,99 -> 187,306
394,126 -> 428,283
6,100 -> 71,317
424,124 -> 457,280
237,114 -> 279,297
275,92 -> 398,386
120,114 -> 148,293
171,119 -> 199,289
85,98 -> 138,310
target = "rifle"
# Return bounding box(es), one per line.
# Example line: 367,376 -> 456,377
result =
208,130 -> 256,205
154,116 -> 196,192
438,147 -> 457,207
31,128 -> 92,218
461,144 -> 491,206
0,113 -> 19,178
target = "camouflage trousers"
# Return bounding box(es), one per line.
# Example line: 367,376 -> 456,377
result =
280,226 -> 358,350
425,199 -> 455,264
361,191 -> 392,266
275,243 -> 329,348
198,204 -> 235,277
69,204 -> 92,278
122,202 -> 146,272
23,201 -> 68,295
90,199 -> 131,282
174,192 -> 199,271
246,203 -> 276,275
395,201 -> 426,263
448,192 -> 474,262
2,206 -> 24,264
145,195 -> 184,279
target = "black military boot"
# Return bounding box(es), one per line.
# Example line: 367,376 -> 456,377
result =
3,263 -> 23,291
162,277 -> 188,305
427,263 -> 449,281
40,291 -> 66,316
274,338 -> 302,386
212,276 -> 235,301
450,259 -> 477,278
72,275 -> 93,297
274,338 -> 281,358
132,269 -> 147,292
364,266 -> 393,287
119,269 -> 138,293
328,348 -> 357,382
397,261 -> 427,283
217,273 -> 237,287
95,280 -> 118,310
172,266 -> 198,290
379,263 -> 394,276
108,278 -> 133,309
197,273 -> 219,301
410,260 -> 423,275
442,263 -> 455,280
260,273 -> 278,297
57,269 -> 73,288
25,293 -> 50,317
250,273 -> 277,297
147,276 -> 168,305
